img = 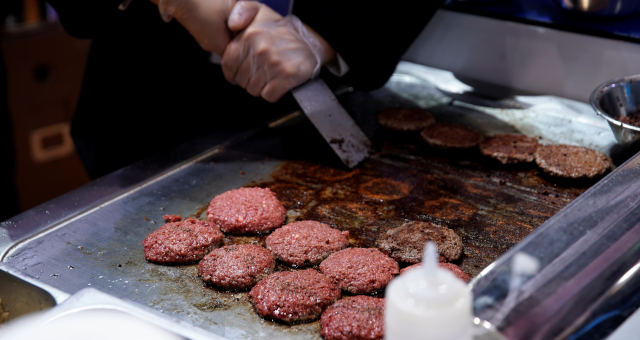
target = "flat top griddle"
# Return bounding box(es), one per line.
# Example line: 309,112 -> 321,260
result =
1,62 -> 629,339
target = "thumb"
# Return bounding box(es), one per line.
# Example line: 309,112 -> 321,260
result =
228,1 -> 261,32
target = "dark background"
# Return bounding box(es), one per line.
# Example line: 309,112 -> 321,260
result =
2,0 -> 638,221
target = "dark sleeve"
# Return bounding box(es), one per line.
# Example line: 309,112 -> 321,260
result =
292,1 -> 444,91
46,0 -> 163,39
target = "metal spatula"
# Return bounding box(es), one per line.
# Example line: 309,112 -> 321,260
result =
292,79 -> 371,168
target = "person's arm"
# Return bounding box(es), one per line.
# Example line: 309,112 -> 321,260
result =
153,0 -> 236,55
221,2 -> 338,103
220,1 -> 443,102
293,1 -> 445,90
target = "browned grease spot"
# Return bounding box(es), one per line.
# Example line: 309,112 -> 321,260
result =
313,167 -> 360,182
526,209 -> 553,218
319,183 -> 355,200
315,202 -> 378,221
224,143 -> 584,280
192,203 -> 209,219
268,182 -> 316,209
359,178 -> 413,201
423,198 -> 477,221
462,182 -> 492,196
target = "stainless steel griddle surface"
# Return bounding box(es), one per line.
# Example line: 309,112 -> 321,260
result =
1,62 -> 626,339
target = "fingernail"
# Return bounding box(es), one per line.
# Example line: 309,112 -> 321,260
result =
228,4 -> 245,27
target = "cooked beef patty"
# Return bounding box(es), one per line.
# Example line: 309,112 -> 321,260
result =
400,262 -> 470,282
142,218 -> 223,264
249,269 -> 340,323
358,178 -> 413,201
480,134 -> 539,164
376,221 -> 463,264
534,144 -> 612,179
266,220 -> 350,267
319,248 -> 399,294
206,187 -> 286,234
198,244 -> 275,290
420,123 -> 483,149
377,108 -> 435,131
321,295 -> 385,340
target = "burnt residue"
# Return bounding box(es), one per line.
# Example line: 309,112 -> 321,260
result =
250,139 -> 584,278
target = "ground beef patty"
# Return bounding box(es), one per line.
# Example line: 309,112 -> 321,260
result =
143,218 -> 223,264
321,296 -> 385,340
400,262 -> 471,282
480,134 -> 539,164
376,221 -> 463,264
198,244 -> 275,290
420,123 -> 483,149
207,187 -> 286,234
265,221 -> 350,267
319,248 -> 399,294
249,269 -> 340,323
377,108 -> 435,131
534,144 -> 612,179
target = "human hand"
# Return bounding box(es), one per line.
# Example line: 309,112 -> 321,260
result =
157,0 -> 236,55
221,1 -> 336,103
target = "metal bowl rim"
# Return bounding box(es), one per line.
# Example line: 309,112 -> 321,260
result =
590,75 -> 640,132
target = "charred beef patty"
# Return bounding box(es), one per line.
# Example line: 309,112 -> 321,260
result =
206,187 -> 286,234
400,262 -> 470,282
420,123 -> 483,149
265,221 -> 350,267
198,244 -> 275,290
534,144 -> 612,179
249,269 -> 340,323
321,296 -> 385,340
377,108 -> 435,131
142,218 -> 223,264
376,221 -> 463,264
479,134 -> 539,164
319,248 -> 399,294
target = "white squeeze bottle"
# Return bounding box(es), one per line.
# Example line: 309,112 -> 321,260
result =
385,241 -> 473,340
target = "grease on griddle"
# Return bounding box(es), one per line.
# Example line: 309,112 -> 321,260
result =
313,166 -> 360,182
268,182 -> 316,208
244,143 -> 585,279
423,197 -> 477,222
358,178 -> 413,201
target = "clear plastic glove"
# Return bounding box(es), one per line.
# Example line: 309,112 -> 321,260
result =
222,1 -> 335,103
158,0 -> 236,55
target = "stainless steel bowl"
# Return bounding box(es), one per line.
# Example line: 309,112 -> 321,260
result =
556,0 -> 640,17
590,74 -> 640,147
